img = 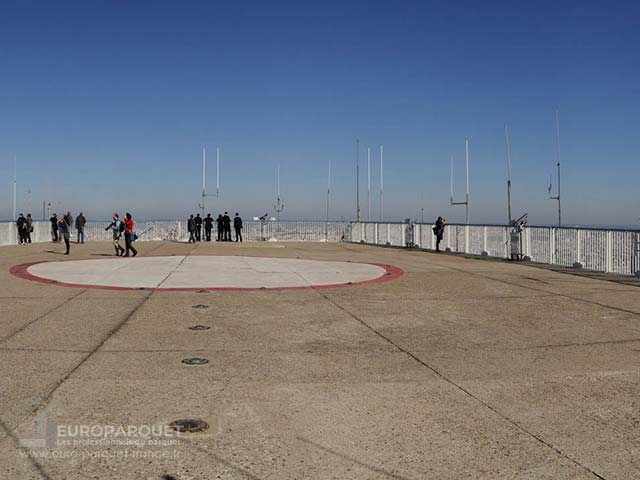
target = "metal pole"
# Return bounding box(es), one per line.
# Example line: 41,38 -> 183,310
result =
380,145 -> 384,222
201,147 -> 206,216
505,125 -> 513,224
216,146 -> 220,195
13,155 -> 17,219
325,160 -> 331,240
555,110 -> 562,227
356,139 -> 360,221
367,146 -> 371,221
465,139 -> 469,225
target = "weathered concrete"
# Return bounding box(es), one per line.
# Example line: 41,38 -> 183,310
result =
1,240 -> 639,479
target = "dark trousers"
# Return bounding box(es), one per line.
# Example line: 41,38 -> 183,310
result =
18,230 -> 26,244
235,227 -> 242,242
196,226 -> 201,241
63,236 -> 70,254
26,230 -> 31,243
124,233 -> 137,256
224,227 -> 231,241
436,235 -> 443,252
205,228 -> 212,241
188,231 -> 196,243
77,228 -> 84,243
52,229 -> 58,242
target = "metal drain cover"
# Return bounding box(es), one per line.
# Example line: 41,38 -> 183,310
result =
189,325 -> 210,331
192,304 -> 209,309
181,357 -> 209,365
169,419 -> 209,433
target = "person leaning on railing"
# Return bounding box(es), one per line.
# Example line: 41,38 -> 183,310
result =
433,216 -> 446,252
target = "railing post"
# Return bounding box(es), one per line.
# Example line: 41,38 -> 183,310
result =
387,224 -> 390,244
503,227 -> 508,258
447,226 -> 451,250
576,229 -> 582,265
550,228 -> 555,264
464,225 -> 469,253
606,230 -> 613,273
361,222 -> 365,242
525,227 -> 530,258
483,226 -> 487,254
401,223 -> 406,246
374,223 -> 378,244
431,225 -> 436,250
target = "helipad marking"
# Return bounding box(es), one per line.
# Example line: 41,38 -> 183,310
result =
10,255 -> 403,291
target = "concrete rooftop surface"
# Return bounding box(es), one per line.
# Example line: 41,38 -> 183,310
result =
0,240 -> 639,480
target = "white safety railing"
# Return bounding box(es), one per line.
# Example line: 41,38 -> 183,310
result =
0,220 -> 349,246
349,222 -> 640,277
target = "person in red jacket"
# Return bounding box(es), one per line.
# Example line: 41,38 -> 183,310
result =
123,212 -> 138,257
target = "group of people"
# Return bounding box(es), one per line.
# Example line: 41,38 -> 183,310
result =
187,212 -> 243,243
105,213 -> 138,256
15,213 -> 34,245
47,212 -> 87,254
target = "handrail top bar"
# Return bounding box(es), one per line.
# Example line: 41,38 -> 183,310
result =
350,220 -> 640,233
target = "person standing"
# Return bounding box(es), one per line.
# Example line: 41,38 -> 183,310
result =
434,216 -> 446,252
187,215 -> 196,243
222,212 -> 231,241
194,213 -> 203,242
216,214 -> 224,241
65,211 -> 74,230
233,213 -> 243,242
123,212 -> 137,257
58,215 -> 71,254
50,213 -> 59,242
105,213 -> 125,256
203,213 -> 214,242
75,211 -> 86,244
25,213 -> 33,243
16,213 -> 27,245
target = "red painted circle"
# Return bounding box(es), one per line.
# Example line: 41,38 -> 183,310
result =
9,256 -> 404,292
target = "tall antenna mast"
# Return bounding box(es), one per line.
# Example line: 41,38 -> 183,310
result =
367,146 -> 371,221
504,124 -> 513,224
548,110 -> 561,227
356,139 -> 360,221
13,155 -> 17,220
380,145 -> 384,222
199,145 -> 220,215
450,139 -> 470,224
325,160 -> 331,240
274,164 -> 284,221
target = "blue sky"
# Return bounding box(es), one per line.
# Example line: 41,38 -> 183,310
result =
1,0 -> 639,225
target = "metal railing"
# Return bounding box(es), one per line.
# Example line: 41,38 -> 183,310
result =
0,220 -> 349,246
348,221 -> 640,276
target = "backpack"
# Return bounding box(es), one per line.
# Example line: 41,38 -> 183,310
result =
118,221 -> 126,233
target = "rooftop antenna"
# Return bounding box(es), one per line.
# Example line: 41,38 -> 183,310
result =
380,145 -> 384,221
548,110 -> 561,227
367,146 -> 371,221
356,139 -> 361,221
450,139 -> 470,224
504,124 -> 513,225
274,164 -> 284,221
325,160 -> 331,240
198,146 -> 221,216
13,155 -> 17,220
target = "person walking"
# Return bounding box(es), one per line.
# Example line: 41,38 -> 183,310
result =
105,213 -> 125,256
75,211 -> 86,244
187,215 -> 196,243
58,215 -> 71,254
203,213 -> 214,242
222,212 -> 231,241
216,214 -> 224,241
16,213 -> 27,245
234,213 -> 243,242
25,213 -> 33,243
50,213 -> 59,242
194,213 -> 203,242
433,216 -> 446,252
123,212 -> 137,257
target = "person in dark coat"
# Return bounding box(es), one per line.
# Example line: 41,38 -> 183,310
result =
203,213 -> 214,242
222,212 -> 231,241
194,213 -> 203,241
233,213 -> 243,242
216,214 -> 224,241
16,213 -> 27,245
434,216 -> 446,252
187,215 -> 196,243
58,215 -> 71,254
25,213 -> 33,243
50,213 -> 59,242
75,212 -> 86,243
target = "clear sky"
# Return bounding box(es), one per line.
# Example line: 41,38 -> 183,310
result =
1,0 -> 639,226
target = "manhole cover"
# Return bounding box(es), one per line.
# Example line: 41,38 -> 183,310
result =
168,419 -> 209,433
189,325 -> 210,331
181,357 -> 209,365
192,304 -> 209,309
